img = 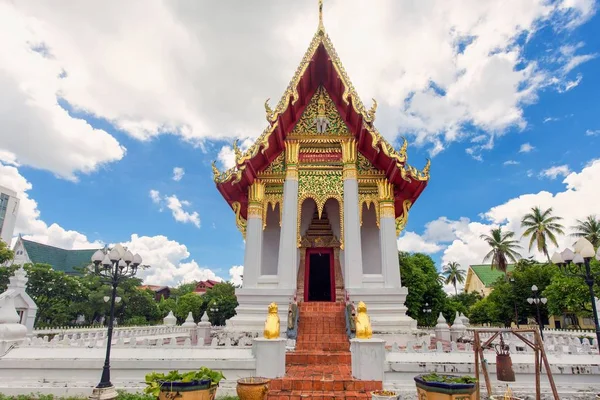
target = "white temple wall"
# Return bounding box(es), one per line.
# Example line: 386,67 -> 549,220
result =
360,204 -> 381,275
261,204 -> 280,277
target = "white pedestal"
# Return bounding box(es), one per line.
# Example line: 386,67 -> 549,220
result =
226,288 -> 294,334
350,338 -> 386,381
347,287 -> 416,332
253,338 -> 286,379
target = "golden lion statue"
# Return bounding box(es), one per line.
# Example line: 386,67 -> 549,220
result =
355,301 -> 372,339
263,302 -> 280,339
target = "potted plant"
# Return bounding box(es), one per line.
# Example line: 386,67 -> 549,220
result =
414,373 -> 477,400
145,367 -> 225,400
370,389 -> 400,399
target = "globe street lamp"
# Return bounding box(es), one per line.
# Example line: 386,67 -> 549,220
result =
89,244 -> 142,400
422,302 -> 432,327
527,285 -> 547,340
551,237 -> 600,355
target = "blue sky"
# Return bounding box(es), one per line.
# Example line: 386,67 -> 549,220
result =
1,0 -> 599,288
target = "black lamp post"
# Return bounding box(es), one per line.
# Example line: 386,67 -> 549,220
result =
551,237 -> 600,355
527,285 -> 547,341
89,244 -> 142,400
209,303 -> 220,326
422,302 -> 432,327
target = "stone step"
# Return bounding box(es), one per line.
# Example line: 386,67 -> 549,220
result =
295,341 -> 350,351
265,389 -> 375,399
286,350 -> 351,365
268,377 -> 381,392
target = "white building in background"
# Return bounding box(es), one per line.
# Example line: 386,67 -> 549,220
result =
0,185 -> 19,245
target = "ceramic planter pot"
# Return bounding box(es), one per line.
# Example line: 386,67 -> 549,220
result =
236,377 -> 270,400
489,396 -> 523,400
414,375 -> 476,400
158,380 -> 218,400
370,390 -> 400,399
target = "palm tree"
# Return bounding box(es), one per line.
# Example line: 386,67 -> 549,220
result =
480,227 -> 522,279
520,206 -> 565,262
571,215 -> 600,249
442,262 -> 466,295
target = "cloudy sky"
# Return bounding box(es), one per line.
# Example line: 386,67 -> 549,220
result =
0,0 -> 599,289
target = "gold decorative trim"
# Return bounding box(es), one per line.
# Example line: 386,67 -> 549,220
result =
248,203 -> 262,218
377,179 -> 394,201
263,193 -> 283,229
395,199 -> 412,236
286,165 -> 299,180
380,202 -> 395,219
291,86 -> 350,136
342,166 -> 357,180
341,139 -> 357,163
297,171 -> 344,249
249,180 -> 265,203
359,194 -> 380,228
232,201 -> 247,239
285,141 -> 300,165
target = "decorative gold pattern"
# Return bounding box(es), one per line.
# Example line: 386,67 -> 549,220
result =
341,138 -> 357,163
248,180 -> 265,203
359,193 -> 380,228
297,170 -> 344,249
380,202 -> 395,218
377,179 -> 394,201
263,192 -> 283,229
265,98 -> 276,123
248,203 -> 262,218
395,199 -> 413,236
262,153 -> 285,174
357,153 -> 382,175
232,201 -> 247,239
290,86 -> 350,136
285,141 -> 300,164
342,166 -> 357,180
367,99 -> 377,122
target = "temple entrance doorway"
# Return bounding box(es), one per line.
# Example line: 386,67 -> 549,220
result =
305,248 -> 334,302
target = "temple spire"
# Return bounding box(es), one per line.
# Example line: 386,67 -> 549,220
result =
318,0 -> 325,32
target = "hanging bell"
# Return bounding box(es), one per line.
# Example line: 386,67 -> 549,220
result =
495,335 -> 516,382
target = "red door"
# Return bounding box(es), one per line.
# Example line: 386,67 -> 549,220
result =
304,248 -> 335,302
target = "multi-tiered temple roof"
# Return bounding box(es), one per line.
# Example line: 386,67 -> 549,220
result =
213,6 -> 429,222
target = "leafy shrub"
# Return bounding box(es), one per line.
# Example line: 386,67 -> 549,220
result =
421,373 -> 477,384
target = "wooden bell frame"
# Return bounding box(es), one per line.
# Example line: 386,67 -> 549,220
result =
472,328 -> 559,400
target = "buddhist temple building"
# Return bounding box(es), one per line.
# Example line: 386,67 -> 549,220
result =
213,3 -> 429,335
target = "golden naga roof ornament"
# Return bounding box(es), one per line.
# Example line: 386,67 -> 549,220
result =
366,98 -> 377,123
233,139 -> 243,162
318,0 -> 325,33
264,98 -> 276,123
211,161 -> 220,179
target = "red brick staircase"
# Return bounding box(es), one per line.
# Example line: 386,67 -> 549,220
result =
266,302 -> 382,399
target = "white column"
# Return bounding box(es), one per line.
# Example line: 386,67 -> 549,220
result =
243,181 -> 264,289
342,139 -> 362,289
379,201 -> 402,288
277,141 -> 300,290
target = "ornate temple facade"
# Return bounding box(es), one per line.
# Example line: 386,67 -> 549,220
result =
213,5 -> 429,334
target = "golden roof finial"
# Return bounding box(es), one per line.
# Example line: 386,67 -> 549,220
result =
318,0 -> 325,32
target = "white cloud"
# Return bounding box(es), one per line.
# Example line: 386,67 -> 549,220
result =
543,117 -> 559,123
229,265 -> 243,287
539,164 -> 571,179
397,231 -> 443,254
149,190 -> 161,204
165,195 -> 200,228
172,167 -> 185,182
122,234 -> 222,286
519,143 -> 535,153
1,0 -> 594,174
503,160 -> 520,166
217,138 -> 254,170
557,74 -> 583,92
0,162 -> 102,249
586,129 -> 600,136
149,190 -> 200,228
0,3 -> 125,180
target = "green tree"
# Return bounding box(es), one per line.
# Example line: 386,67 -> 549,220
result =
398,252 -> 447,326
453,291 -> 482,311
469,297 -> 496,325
202,282 -> 238,326
121,288 -> 161,325
0,239 -> 14,264
0,264 -> 18,290
442,261 -> 466,295
158,296 -> 177,318
521,206 -> 564,262
175,292 -> 204,323
170,281 -> 197,299
571,215 -> 600,249
480,227 -> 522,279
